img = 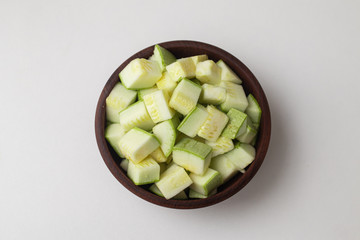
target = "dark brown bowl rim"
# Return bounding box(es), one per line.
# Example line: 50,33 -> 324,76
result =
95,40 -> 271,209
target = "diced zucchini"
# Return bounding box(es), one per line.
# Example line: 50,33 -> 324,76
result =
152,44 -> 177,72
152,119 -> 177,157
220,82 -> 249,112
189,168 -> 222,195
156,72 -> 177,97
172,190 -> 188,200
217,60 -> 242,84
169,78 -> 201,115
118,127 -> 160,163
150,147 -> 167,163
105,123 -> 127,158
191,55 -> 208,65
205,136 -> 234,157
149,184 -> 188,199
210,154 -> 238,183
177,105 -> 209,138
199,83 -> 226,105
236,123 -> 257,144
127,156 -> 160,185
143,90 -> 175,123
166,57 -> 196,82
189,188 -> 217,199
222,108 -> 248,139
196,60 -> 221,85
149,183 -> 163,196
119,58 -> 162,89
138,86 -> 158,101
155,164 -> 193,199
105,83 -> 137,122
119,101 -> 155,131
198,105 -> 229,142
245,94 -> 262,124
172,137 -> 212,175
225,143 -> 256,170
120,159 -> 129,171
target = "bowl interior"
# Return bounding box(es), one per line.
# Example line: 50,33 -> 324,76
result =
95,40 -> 271,209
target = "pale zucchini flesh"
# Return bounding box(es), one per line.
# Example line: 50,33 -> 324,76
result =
169,78 -> 202,115
138,86 -> 158,101
177,105 -> 209,138
166,57 -> 196,82
210,154 -> 238,183
205,136 -> 234,157
118,127 -> 160,164
196,60 -> 221,85
199,83 -> 226,105
119,58 -> 162,89
152,119 -> 177,157
222,108 -> 248,139
153,44 -> 177,71
119,101 -> 155,131
172,137 -> 212,175
220,82 -> 249,112
217,59 -> 242,84
127,156 -> 160,185
105,123 -> 127,158
189,168 -> 222,195
106,83 -> 137,122
245,94 -> 262,124
156,71 -> 177,97
155,164 -> 193,199
198,105 -> 229,142
225,143 -> 256,170
143,90 -> 174,123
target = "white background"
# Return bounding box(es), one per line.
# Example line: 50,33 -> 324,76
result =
1,0 -> 359,239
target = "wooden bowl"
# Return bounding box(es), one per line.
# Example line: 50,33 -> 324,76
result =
95,40 -> 271,209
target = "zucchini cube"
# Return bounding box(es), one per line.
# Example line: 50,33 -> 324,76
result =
199,83 -> 226,105
196,60 -> 221,85
105,123 -> 127,158
152,44 -> 177,72
119,58 -> 162,89
198,105 -> 229,142
177,105 -> 209,138
156,72 -> 177,97
245,94 -> 262,124
217,60 -> 242,84
105,83 -> 137,123
118,127 -> 160,164
205,136 -> 234,157
155,164 -> 193,199
189,168 -> 222,195
222,108 -> 248,139
138,86 -> 158,101
143,90 -> 175,123
191,54 -> 208,65
150,147 -> 167,163
236,123 -> 257,144
169,78 -> 202,115
220,82 -> 249,112
172,137 -> 212,175
225,143 -> 256,170
210,154 -> 238,183
119,101 -> 155,131
166,57 -> 196,82
127,156 -> 160,185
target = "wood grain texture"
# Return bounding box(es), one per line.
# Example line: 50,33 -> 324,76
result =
95,40 -> 271,209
